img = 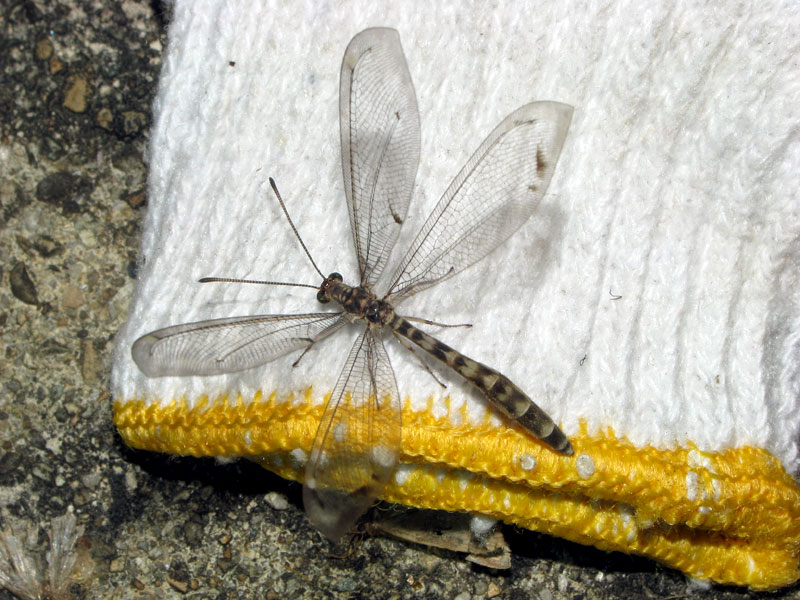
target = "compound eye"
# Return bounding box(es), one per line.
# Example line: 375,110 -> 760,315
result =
330,272 -> 343,282
317,289 -> 330,303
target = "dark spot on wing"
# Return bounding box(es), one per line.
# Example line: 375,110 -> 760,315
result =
536,146 -> 547,178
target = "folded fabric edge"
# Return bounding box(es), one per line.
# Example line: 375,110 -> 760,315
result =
112,391 -> 800,589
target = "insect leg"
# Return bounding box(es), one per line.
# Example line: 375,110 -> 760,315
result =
402,315 -> 472,329
391,330 -> 446,388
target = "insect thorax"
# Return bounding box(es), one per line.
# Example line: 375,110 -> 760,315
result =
321,275 -> 395,326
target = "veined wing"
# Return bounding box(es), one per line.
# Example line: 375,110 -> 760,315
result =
303,327 -> 401,541
131,313 -> 346,377
386,102 -> 572,303
340,28 -> 420,287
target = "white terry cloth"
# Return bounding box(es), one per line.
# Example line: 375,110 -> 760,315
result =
111,0 -> 800,588
114,0 -> 800,474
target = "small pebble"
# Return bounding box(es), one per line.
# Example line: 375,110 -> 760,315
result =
64,76 -> 89,113
10,262 -> 38,305
265,491 -> 289,510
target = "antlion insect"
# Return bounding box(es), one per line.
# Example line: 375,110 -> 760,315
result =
132,28 -> 573,541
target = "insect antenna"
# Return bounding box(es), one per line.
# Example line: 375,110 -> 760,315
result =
199,178 -> 329,290
198,276 -> 319,290
269,177 -> 326,280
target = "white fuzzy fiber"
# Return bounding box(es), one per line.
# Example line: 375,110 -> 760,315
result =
112,1 -> 800,474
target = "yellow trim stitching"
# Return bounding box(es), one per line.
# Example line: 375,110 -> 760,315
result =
113,392 -> 800,589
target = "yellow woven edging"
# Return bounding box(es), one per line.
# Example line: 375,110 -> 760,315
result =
113,392 -> 800,589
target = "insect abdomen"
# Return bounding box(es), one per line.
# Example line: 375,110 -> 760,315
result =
392,316 -> 573,455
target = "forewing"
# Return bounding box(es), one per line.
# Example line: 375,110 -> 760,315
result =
340,28 -> 421,286
386,102 -> 572,302
303,328 -> 401,541
131,313 -> 346,377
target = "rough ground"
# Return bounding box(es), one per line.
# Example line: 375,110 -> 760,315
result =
0,1 -> 797,599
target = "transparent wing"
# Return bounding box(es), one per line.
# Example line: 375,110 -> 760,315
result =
303,327 -> 401,541
131,313 -> 347,377
386,101 -> 573,303
340,27 -> 421,287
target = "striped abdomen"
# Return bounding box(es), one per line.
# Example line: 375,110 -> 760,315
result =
390,315 -> 573,455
